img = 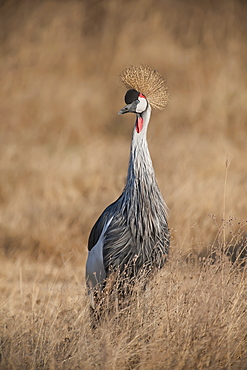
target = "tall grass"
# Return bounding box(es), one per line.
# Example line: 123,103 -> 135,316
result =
0,0 -> 247,368
1,251 -> 246,369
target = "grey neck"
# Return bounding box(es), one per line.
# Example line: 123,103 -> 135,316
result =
126,105 -> 155,189
121,104 -> 168,241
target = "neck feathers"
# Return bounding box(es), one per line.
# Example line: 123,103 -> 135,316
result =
122,104 -> 168,246
123,105 -> 167,217
126,105 -> 155,188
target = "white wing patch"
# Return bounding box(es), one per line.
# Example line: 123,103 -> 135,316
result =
86,217 -> 113,307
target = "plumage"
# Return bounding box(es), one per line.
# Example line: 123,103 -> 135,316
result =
120,65 -> 169,110
86,65 -> 170,307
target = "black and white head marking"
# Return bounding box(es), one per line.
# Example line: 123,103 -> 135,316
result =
124,89 -> 148,114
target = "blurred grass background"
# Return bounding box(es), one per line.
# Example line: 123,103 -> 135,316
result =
0,0 -> 246,265
0,1 -> 247,369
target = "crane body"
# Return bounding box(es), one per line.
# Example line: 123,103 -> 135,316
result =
86,66 -> 170,307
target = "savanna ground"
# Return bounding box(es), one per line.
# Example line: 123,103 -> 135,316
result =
0,0 -> 247,368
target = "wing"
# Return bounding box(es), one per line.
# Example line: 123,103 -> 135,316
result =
86,200 -> 118,307
103,211 -> 137,275
86,195 -> 170,288
87,198 -> 120,251
88,211 -> 110,252
103,208 -> 169,276
86,215 -> 113,307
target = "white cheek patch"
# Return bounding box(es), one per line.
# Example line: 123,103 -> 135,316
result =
136,96 -> 148,113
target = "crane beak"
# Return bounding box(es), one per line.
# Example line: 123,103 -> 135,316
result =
118,104 -> 132,115
118,100 -> 138,115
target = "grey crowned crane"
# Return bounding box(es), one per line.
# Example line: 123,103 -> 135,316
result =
86,65 -> 170,307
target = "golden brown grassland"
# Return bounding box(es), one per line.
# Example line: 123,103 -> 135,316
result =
0,0 -> 247,368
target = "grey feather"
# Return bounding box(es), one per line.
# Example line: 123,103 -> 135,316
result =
87,199 -> 119,252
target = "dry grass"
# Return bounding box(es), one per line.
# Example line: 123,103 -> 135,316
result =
1,252 -> 246,369
0,0 -> 247,368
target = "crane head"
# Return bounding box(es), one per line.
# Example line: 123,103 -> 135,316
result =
118,89 -> 148,115
119,65 -> 169,111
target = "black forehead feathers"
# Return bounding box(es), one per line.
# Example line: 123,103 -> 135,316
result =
124,89 -> 140,104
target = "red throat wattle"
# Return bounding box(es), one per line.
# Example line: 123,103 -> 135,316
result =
136,117 -> 143,133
